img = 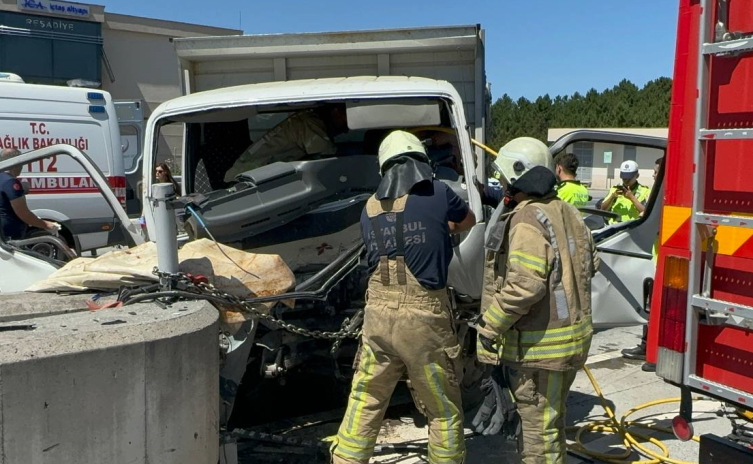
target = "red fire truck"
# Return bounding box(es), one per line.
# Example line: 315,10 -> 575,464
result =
647,0 -> 753,459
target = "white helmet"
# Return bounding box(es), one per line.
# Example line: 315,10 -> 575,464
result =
619,160 -> 639,179
493,137 -> 553,184
378,130 -> 427,172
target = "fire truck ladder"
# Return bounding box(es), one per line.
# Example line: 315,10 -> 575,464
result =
685,0 -> 753,406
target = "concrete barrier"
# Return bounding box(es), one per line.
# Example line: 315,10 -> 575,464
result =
0,293 -> 219,464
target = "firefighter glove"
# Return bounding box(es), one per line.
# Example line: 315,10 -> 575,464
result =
471,367 -> 520,439
475,317 -> 500,365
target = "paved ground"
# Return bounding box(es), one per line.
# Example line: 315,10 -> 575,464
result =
236,325 -> 737,464
366,325 -> 731,464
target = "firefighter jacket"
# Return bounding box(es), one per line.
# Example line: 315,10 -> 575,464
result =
477,194 -> 600,371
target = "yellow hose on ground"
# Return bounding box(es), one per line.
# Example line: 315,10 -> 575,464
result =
571,365 -> 701,464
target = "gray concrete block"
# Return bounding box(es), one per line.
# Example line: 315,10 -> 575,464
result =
0,294 -> 220,464
0,292 -> 93,323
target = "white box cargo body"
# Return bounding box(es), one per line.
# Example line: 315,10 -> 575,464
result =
172,25 -> 490,146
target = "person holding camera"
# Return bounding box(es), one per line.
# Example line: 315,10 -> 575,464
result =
599,160 -> 650,224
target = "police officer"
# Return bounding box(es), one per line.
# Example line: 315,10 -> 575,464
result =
620,157 -> 664,372
553,152 -> 590,207
331,130 -> 476,464
600,160 -> 650,223
474,137 -> 600,464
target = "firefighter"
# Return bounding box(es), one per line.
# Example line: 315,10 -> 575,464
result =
331,130 -> 476,464
553,152 -> 590,207
473,137 -> 600,464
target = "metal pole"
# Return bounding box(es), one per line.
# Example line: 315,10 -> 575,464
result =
152,183 -> 179,280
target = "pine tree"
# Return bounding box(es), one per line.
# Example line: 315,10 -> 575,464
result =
488,77 -> 672,147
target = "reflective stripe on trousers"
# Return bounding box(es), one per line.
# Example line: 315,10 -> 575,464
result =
331,262 -> 465,464
510,368 -> 578,464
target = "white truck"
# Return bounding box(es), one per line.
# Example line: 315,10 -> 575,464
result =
171,25 -> 492,153
127,25 -> 669,425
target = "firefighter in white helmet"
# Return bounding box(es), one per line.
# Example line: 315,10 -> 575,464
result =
331,130 -> 476,464
472,137 -> 600,464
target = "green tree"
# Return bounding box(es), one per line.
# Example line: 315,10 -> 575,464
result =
488,77 -> 672,148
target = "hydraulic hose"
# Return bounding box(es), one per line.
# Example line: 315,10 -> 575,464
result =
407,126 -> 499,157
471,139 -> 499,157
570,365 -> 702,464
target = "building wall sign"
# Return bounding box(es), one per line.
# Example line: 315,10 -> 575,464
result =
2,11 -> 100,37
25,17 -> 77,31
17,0 -> 91,19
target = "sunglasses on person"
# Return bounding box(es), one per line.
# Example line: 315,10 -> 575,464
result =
156,169 -> 164,174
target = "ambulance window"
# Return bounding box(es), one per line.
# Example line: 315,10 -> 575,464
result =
119,125 -> 141,174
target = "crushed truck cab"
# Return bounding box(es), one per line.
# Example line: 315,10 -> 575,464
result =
136,72 -> 670,424
139,78 -> 491,412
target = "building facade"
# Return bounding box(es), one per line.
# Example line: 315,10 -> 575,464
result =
0,0 -> 239,212
0,0 -> 239,161
1,0 -> 239,108
548,128 -> 667,190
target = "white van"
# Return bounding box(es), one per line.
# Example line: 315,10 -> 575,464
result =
0,77 -> 127,254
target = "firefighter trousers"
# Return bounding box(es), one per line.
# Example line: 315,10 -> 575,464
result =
331,265 -> 465,464
509,367 -> 578,464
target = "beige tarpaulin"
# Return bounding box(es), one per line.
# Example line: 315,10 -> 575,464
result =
27,239 -> 296,331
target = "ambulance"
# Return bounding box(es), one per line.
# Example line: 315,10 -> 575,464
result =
0,73 -> 127,255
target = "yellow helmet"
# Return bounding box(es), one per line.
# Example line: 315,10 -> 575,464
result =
493,137 -> 553,184
378,130 -> 427,172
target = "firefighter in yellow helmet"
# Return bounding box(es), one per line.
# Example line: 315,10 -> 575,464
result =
473,137 -> 600,464
330,130 -> 476,464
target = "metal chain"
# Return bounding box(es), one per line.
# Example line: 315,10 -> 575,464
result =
150,269 -> 362,342
330,309 -> 363,354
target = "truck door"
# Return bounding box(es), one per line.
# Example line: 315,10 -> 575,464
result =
549,130 -> 667,328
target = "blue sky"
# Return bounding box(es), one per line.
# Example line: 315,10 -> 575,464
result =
100,0 -> 679,101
